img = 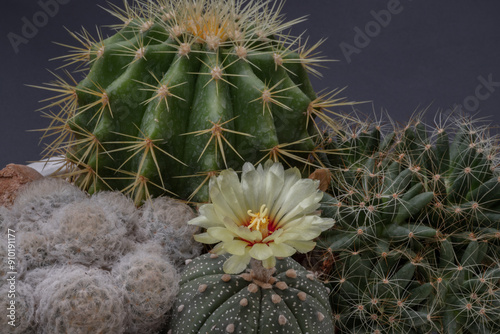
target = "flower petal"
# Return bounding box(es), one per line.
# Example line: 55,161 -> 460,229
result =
262,164 -> 285,211
262,256 -> 276,269
223,239 -> 250,256
274,180 -> 322,225
248,243 -> 274,260
216,169 -> 248,222
223,253 -> 251,274
211,242 -> 226,255
274,216 -> 324,241
193,232 -> 220,244
312,217 -> 335,231
207,227 -> 236,243
209,173 -> 247,226
188,204 -> 223,229
284,240 -> 316,253
262,229 -> 284,243
223,217 -> 263,242
268,242 -> 296,257
271,177 -> 320,225
241,164 -> 260,211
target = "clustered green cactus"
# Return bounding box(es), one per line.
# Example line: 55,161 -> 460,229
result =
169,253 -> 334,333
36,0 -> 349,204
311,114 -> 500,333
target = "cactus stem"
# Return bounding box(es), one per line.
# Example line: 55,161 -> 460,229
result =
182,117 -> 252,168
194,52 -> 241,90
108,127 -> 185,170
136,71 -> 187,110
115,34 -> 148,66
250,258 -> 275,283
174,170 -> 219,203
77,84 -> 113,126
250,78 -> 294,115
260,137 -> 320,169
112,168 -> 174,206
67,125 -> 107,165
51,27 -> 104,68
64,156 -> 110,194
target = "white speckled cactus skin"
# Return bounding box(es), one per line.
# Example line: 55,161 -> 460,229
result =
169,253 -> 334,334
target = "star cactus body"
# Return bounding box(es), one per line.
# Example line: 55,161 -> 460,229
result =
168,253 -> 335,334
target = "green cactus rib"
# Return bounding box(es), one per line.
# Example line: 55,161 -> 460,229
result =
309,115 -> 500,334
329,252 -> 433,334
35,0 -> 351,204
169,253 -> 334,334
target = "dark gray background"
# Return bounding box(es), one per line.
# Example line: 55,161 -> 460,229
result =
1,0 -> 500,169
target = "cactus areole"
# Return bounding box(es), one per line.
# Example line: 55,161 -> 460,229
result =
37,0 -> 345,204
169,253 -> 334,333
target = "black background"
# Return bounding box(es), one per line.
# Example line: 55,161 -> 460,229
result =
1,0 -> 500,169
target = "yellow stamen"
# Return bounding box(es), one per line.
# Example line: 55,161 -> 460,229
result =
247,205 -> 269,232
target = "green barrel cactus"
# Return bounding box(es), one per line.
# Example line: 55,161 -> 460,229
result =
309,114 -> 500,333
35,0 -> 349,204
169,253 -> 334,334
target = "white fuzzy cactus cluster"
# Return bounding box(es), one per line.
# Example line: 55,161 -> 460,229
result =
0,178 -> 202,333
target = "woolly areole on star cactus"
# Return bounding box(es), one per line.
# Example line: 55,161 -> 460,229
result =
189,161 -> 335,273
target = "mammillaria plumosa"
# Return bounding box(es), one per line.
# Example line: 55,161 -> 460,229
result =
0,177 -> 200,333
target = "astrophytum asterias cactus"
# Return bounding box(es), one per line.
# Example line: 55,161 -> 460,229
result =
169,160 -> 335,333
169,253 -> 334,334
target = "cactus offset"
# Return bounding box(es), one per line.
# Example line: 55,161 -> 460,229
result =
169,253 -> 334,334
35,0 -> 350,204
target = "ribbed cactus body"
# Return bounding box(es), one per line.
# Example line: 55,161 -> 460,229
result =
330,252 -> 432,333
314,115 -> 500,333
37,0 -> 343,204
169,253 -> 334,334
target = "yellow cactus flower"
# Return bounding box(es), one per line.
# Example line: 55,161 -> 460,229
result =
189,160 -> 335,274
